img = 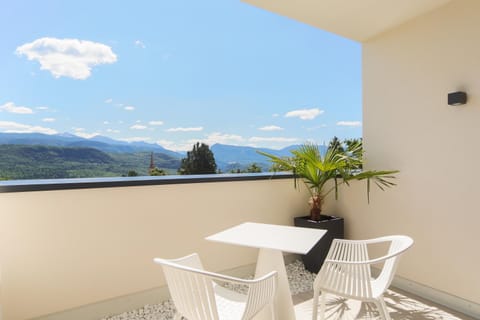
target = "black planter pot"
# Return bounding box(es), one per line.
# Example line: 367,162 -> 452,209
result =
294,215 -> 344,273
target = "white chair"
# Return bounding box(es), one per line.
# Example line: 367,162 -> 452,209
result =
154,253 -> 277,320
312,235 -> 413,320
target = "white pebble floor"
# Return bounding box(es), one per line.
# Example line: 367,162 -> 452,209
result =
101,260 -> 315,320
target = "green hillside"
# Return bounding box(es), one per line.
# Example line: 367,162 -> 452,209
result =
0,145 -> 180,180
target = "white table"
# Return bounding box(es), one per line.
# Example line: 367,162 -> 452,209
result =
206,222 -> 327,320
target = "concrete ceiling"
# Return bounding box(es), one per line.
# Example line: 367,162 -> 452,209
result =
242,0 -> 453,41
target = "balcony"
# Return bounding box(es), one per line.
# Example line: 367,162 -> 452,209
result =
0,176 -> 478,319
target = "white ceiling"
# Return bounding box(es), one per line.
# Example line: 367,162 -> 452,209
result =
242,0 -> 453,41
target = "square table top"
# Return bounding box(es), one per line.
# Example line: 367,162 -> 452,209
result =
205,222 -> 327,254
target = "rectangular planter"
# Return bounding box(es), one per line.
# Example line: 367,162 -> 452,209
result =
294,215 -> 344,273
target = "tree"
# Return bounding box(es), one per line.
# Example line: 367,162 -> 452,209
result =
127,170 -> 138,177
178,142 -> 217,175
344,138 -> 363,169
245,163 -> 262,173
150,167 -> 167,176
328,136 -> 344,153
259,137 -> 398,221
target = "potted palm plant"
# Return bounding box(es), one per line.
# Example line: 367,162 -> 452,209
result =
259,137 -> 398,272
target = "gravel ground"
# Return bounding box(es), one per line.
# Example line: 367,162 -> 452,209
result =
101,260 -> 314,320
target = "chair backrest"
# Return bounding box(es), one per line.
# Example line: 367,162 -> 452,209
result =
155,253 -> 220,320
154,253 -> 277,320
374,235 -> 414,292
316,237 -> 373,299
316,235 -> 413,300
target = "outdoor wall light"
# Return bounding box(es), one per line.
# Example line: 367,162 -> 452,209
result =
448,91 -> 467,106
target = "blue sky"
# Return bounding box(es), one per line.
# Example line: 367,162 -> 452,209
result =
0,0 -> 361,151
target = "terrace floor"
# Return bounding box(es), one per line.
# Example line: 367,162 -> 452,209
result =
103,260 -> 475,320
293,288 -> 475,319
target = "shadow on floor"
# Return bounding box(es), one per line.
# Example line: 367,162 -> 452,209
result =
294,289 -> 472,320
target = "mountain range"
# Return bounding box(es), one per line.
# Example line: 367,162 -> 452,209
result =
0,132 -> 309,171
0,132 -> 181,158
210,143 -> 301,171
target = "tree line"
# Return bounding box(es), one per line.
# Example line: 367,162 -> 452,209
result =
142,142 -> 261,177
145,137 -> 360,177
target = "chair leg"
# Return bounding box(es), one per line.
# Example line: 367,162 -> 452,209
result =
319,293 -> 326,320
374,296 -> 391,320
270,301 -> 276,320
312,289 -> 319,320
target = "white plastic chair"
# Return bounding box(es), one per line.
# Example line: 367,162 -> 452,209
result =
312,235 -> 413,320
154,253 -> 277,320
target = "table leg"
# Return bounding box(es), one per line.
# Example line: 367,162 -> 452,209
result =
254,248 -> 295,320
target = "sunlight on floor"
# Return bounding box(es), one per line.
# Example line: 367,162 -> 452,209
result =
295,289 -> 467,320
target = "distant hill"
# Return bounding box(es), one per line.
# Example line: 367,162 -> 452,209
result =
0,132 -> 182,157
0,144 -> 180,180
211,143 -> 306,172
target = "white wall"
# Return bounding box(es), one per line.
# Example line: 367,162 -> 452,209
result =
0,178 -> 308,320
333,0 -> 480,307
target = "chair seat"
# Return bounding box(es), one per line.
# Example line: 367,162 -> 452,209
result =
320,270 -> 385,300
214,284 -> 248,320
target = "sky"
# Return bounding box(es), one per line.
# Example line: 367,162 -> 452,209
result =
0,0 -> 362,151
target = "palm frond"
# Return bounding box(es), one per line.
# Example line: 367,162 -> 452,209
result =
257,139 -> 399,203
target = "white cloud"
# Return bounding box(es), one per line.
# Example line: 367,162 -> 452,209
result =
149,120 -> 164,126
166,126 -> 203,132
42,118 -> 55,122
172,143 -> 196,152
103,121 -> 109,125
120,137 -> 151,142
36,106 -> 49,110
16,37 -> 117,80
106,128 -> 120,134
156,139 -> 173,146
259,125 -> 283,131
272,113 -> 280,118
336,121 -> 362,127
155,139 -> 188,151
130,124 -> 147,130
134,40 -> 146,49
249,136 -> 298,143
124,106 -> 135,111
104,98 -> 113,104
75,131 -> 100,139
202,132 -> 244,145
285,108 -> 323,120
0,121 -> 57,134
157,133 -> 244,151
72,127 -> 99,138
0,102 -> 34,114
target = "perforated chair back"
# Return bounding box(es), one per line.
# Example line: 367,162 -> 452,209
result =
312,235 -> 413,320
154,253 -> 277,320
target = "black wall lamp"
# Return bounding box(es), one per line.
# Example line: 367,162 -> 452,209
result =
448,91 -> 467,106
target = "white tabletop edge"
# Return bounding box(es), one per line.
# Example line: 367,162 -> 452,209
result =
205,222 -> 327,254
